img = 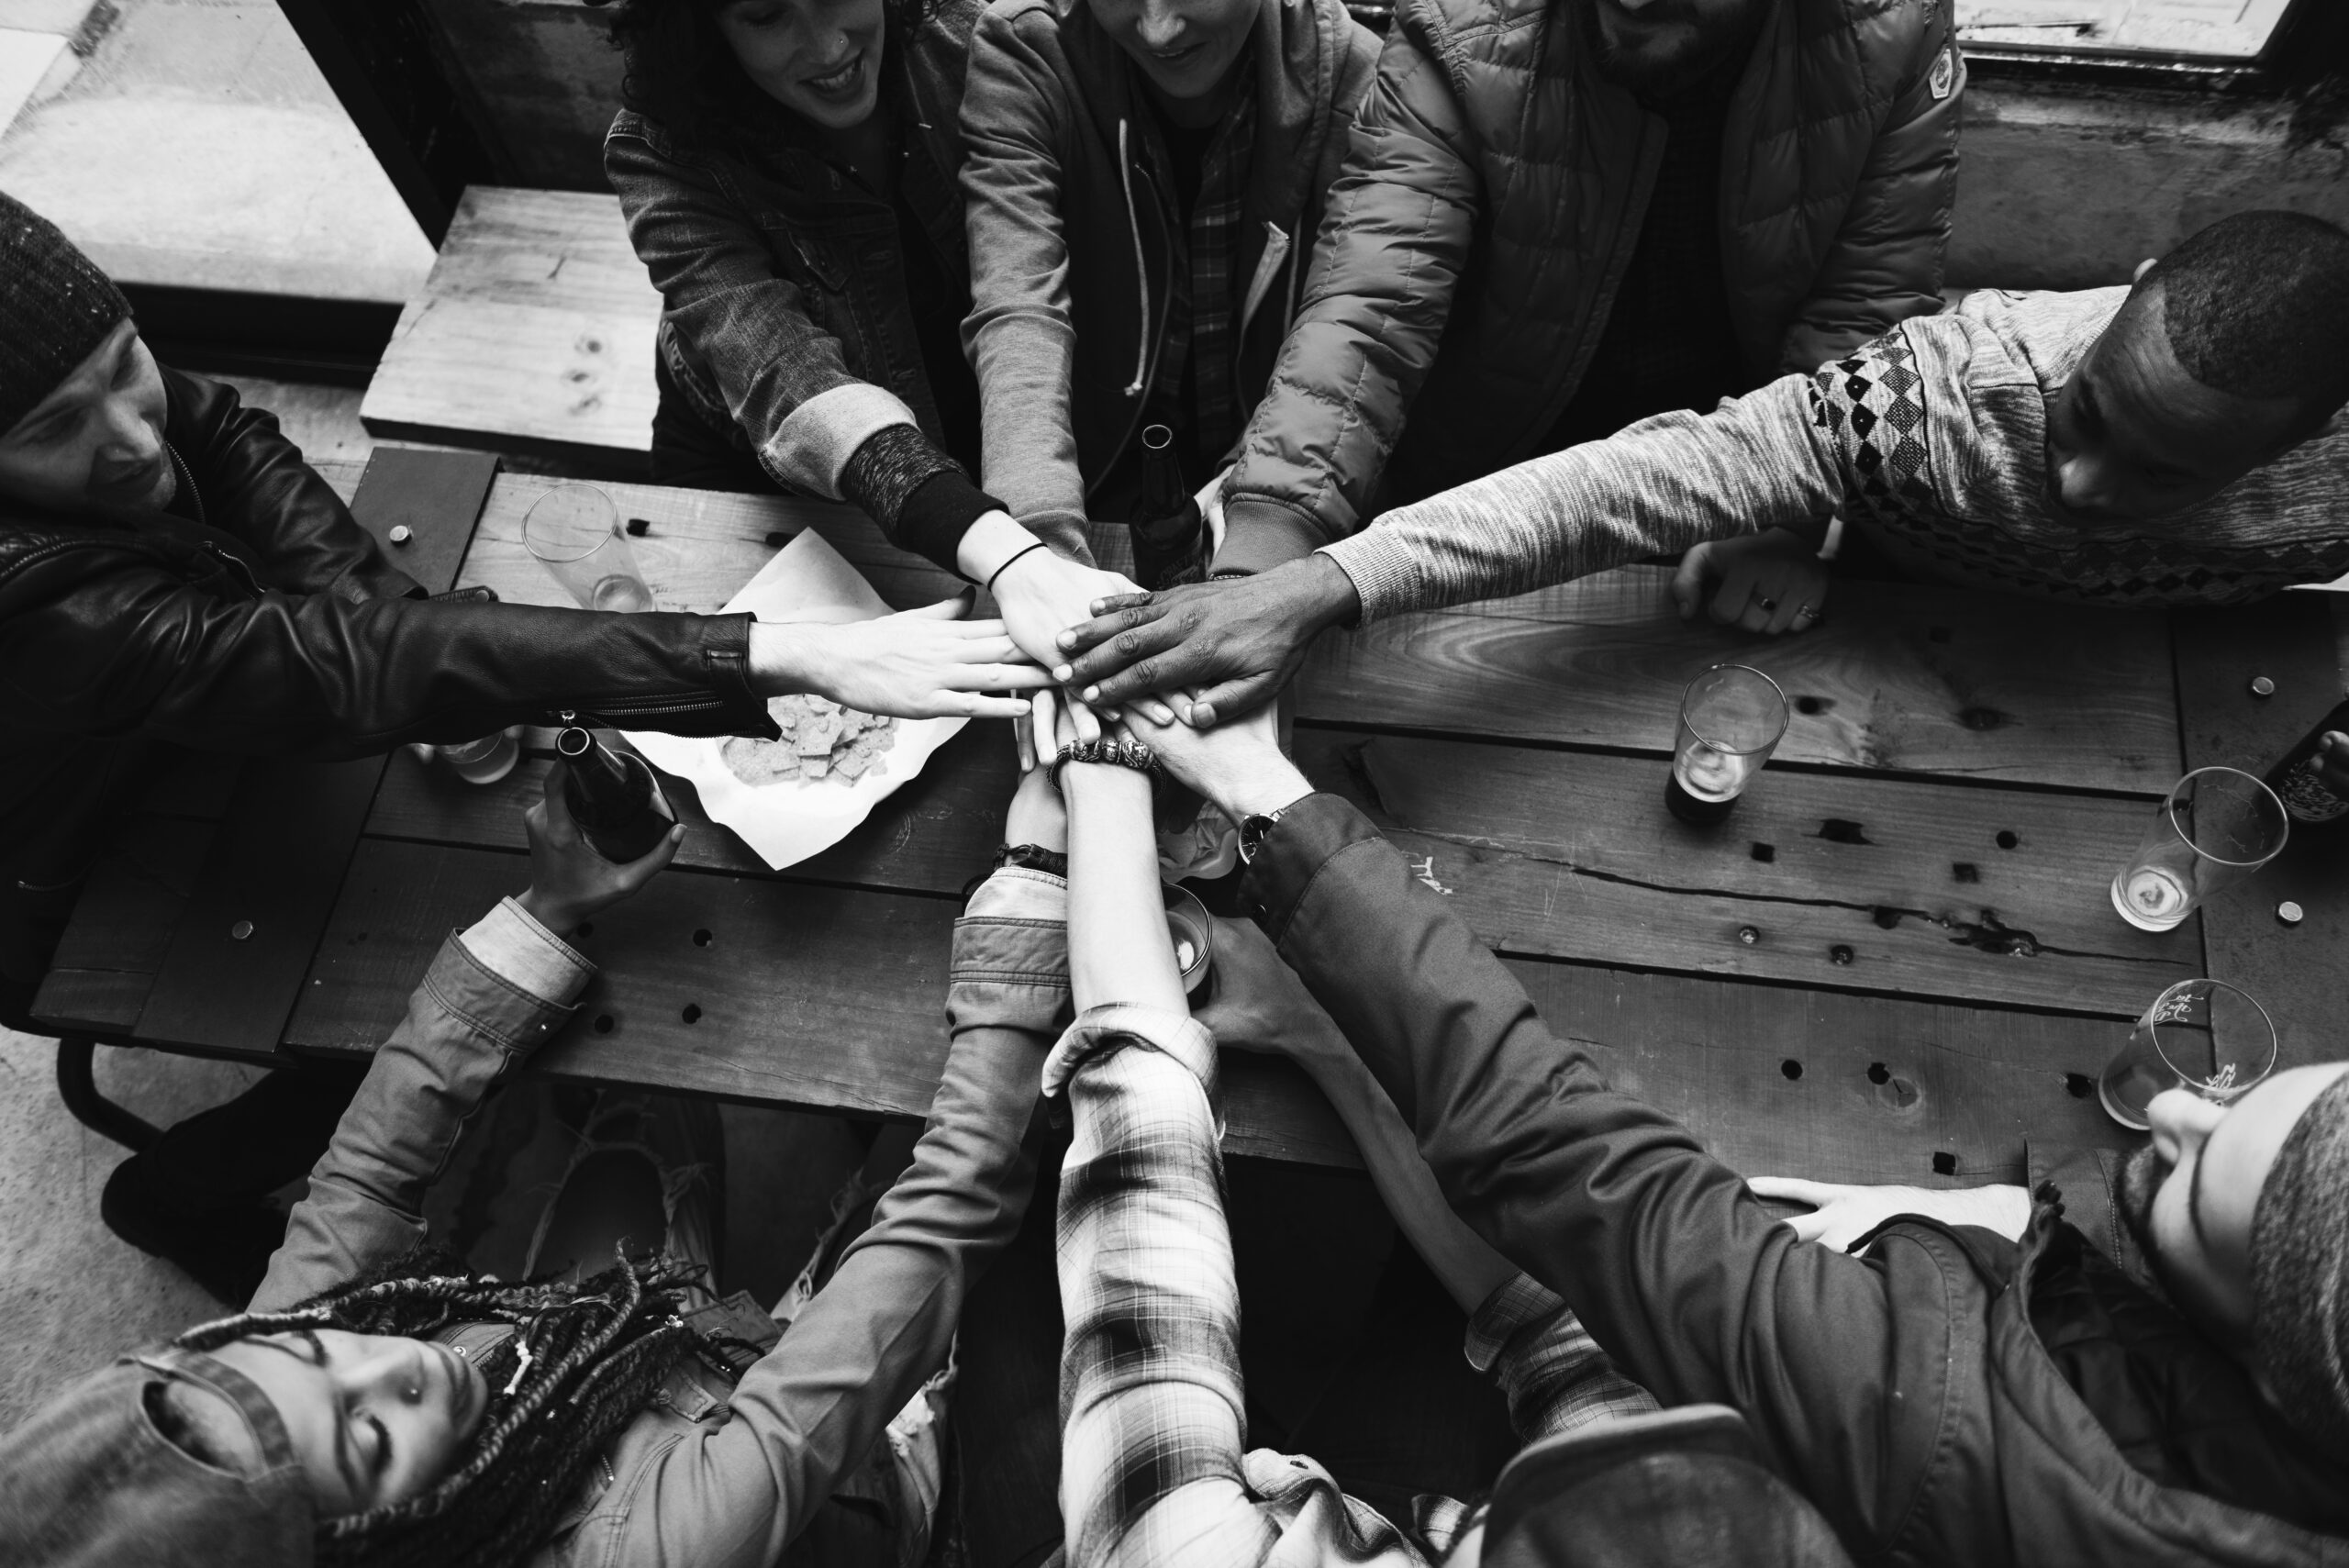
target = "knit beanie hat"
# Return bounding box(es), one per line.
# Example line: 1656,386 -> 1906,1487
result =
2250,1071 -> 2349,1454
0,190 -> 132,437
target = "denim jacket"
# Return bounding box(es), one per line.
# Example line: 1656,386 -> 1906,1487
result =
604,0 -> 982,513
252,873 -> 1071,1568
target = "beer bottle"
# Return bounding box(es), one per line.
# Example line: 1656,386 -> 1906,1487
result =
555,718 -> 677,862
1128,424 -> 1207,590
2263,698 -> 2349,834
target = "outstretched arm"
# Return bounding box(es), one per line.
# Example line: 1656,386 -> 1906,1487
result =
254,773 -> 677,1310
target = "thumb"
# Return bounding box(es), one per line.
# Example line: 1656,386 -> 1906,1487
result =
1671,544 -> 1712,621
907,592 -> 974,621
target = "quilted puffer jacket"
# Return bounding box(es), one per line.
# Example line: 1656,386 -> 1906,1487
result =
1214,0 -> 1964,573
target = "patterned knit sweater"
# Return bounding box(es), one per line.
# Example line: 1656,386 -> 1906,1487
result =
1321,286 -> 2349,619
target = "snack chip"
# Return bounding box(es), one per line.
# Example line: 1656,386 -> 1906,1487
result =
722,695 -> 897,788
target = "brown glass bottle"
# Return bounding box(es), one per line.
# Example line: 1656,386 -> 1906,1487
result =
556,720 -> 676,862
2263,699 -> 2349,833
1128,424 -> 1207,590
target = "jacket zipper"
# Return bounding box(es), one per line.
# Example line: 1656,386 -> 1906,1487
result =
166,442 -> 204,528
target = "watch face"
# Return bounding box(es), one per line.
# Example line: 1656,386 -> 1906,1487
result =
1239,814 -> 1274,862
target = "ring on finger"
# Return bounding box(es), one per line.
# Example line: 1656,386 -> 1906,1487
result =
1796,603 -> 1819,619
1756,595 -> 1778,613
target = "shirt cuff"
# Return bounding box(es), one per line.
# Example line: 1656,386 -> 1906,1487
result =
454,896 -> 596,1009
1040,1002 -> 1216,1100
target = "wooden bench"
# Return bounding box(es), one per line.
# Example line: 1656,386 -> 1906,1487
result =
361,186 -> 660,474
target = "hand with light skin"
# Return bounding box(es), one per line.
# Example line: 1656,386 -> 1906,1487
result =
1005,685 -> 1075,853
1117,690 -> 1312,825
2316,731 -> 2349,799
1746,1175 -> 2032,1252
1671,528 -> 1831,635
515,762 -> 684,935
1052,554 -> 1361,728
745,595 -> 1048,718
952,511 -> 1180,727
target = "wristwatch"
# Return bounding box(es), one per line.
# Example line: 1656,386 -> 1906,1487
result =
994,842 -> 1069,877
1237,806 -> 1291,864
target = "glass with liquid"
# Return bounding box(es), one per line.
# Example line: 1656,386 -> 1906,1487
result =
2098,977 -> 2277,1132
438,727 -> 523,785
523,484 -> 654,612
2109,767 -> 2288,932
1665,664 -> 1789,825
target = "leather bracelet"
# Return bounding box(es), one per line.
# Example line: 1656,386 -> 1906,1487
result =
994,842 -> 1069,877
1047,738 -> 1157,793
984,541 -> 1049,595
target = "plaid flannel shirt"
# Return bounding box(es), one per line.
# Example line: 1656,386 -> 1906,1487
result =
1141,87 -> 1257,466
1045,1005 -> 1656,1568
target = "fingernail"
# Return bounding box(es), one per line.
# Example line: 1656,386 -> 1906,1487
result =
1083,686 -> 1099,702
1052,664 -> 1073,681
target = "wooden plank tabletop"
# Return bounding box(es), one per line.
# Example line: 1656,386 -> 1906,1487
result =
360,188 -> 661,472
45,452 -> 2346,1187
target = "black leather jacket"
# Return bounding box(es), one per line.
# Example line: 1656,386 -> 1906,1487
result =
0,367 -> 772,915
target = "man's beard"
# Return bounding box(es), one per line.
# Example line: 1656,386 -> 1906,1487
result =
1583,0 -> 1758,95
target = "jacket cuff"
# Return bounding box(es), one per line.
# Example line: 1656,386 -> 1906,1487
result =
454,897 -> 596,1008
1240,793 -> 1385,945
1317,529 -> 1420,623
1041,1002 -> 1217,1100
763,383 -> 924,499
424,924 -> 584,1056
1207,499 -> 1325,577
702,612 -> 782,738
893,468 -> 1008,576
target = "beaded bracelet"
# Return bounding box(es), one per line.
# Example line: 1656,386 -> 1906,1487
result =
1047,738 -> 1158,793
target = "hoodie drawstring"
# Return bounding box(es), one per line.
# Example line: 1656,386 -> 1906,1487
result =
1119,117 -> 1151,398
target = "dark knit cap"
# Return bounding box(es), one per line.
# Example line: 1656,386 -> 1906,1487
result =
0,190 -> 132,437
2251,1071 -> 2349,1455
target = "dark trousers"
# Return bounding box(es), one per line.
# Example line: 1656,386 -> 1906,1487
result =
951,1142 -> 1516,1568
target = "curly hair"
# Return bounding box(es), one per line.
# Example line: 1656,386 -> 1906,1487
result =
599,0 -> 931,150
175,1247 -> 756,1568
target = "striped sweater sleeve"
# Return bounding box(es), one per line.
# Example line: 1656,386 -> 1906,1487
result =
1318,372 -> 1843,621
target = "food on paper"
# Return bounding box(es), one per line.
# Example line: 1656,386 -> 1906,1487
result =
720,696 -> 897,787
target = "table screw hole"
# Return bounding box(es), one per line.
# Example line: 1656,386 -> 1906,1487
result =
1932,1151 -> 1958,1176
229,919 -> 254,941
692,929 -> 713,947
1750,842 -> 1776,862
1866,1062 -> 1891,1084
626,517 -> 652,537
1781,1059 -> 1803,1080
1795,695 -> 1827,717
593,1014 -> 615,1034
2249,674 -> 2277,699
1737,926 -> 1760,946
1829,945 -> 1854,966
2064,1073 -> 2093,1099
682,1004 -> 702,1024
1995,830 -> 2020,851
2277,900 -> 2305,928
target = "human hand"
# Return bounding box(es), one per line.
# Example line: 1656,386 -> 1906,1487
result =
2317,731 -> 2349,799
1005,687 -> 1072,852
516,762 -> 682,934
1120,692 -> 1309,824
751,596 -> 1049,718
992,548 -> 1181,722
1746,1175 -> 2031,1251
1192,913 -> 1351,1065
1672,528 -> 1831,635
1052,555 -> 1358,728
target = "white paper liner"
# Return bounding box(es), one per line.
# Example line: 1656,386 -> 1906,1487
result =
623,530 -> 966,871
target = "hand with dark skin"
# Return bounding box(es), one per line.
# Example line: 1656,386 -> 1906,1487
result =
2319,732 -> 2349,800
1049,554 -> 1360,728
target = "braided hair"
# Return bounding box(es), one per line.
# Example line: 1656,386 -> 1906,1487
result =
174,1249 -> 751,1568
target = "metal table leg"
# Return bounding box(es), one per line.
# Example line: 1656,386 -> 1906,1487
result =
55,1037 -> 161,1152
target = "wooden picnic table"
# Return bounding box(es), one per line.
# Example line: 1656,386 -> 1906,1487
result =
33,447 -> 2349,1186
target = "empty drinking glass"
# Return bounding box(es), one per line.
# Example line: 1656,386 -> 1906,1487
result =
2109,767 -> 2288,932
524,484 -> 654,612
1665,664 -> 1789,824
2097,977 -> 2277,1132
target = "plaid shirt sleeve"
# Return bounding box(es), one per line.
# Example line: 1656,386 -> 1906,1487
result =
1051,1004 -> 1289,1567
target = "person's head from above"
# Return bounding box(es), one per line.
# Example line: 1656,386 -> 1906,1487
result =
1088,0 -> 1258,119
2113,1062 -> 2349,1451
605,0 -> 907,137
0,192 -> 172,520
2045,209 -> 2349,529
0,774 -> 695,1568
1582,0 -> 1764,94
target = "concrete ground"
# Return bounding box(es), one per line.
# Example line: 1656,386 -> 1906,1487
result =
0,0 -> 433,302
